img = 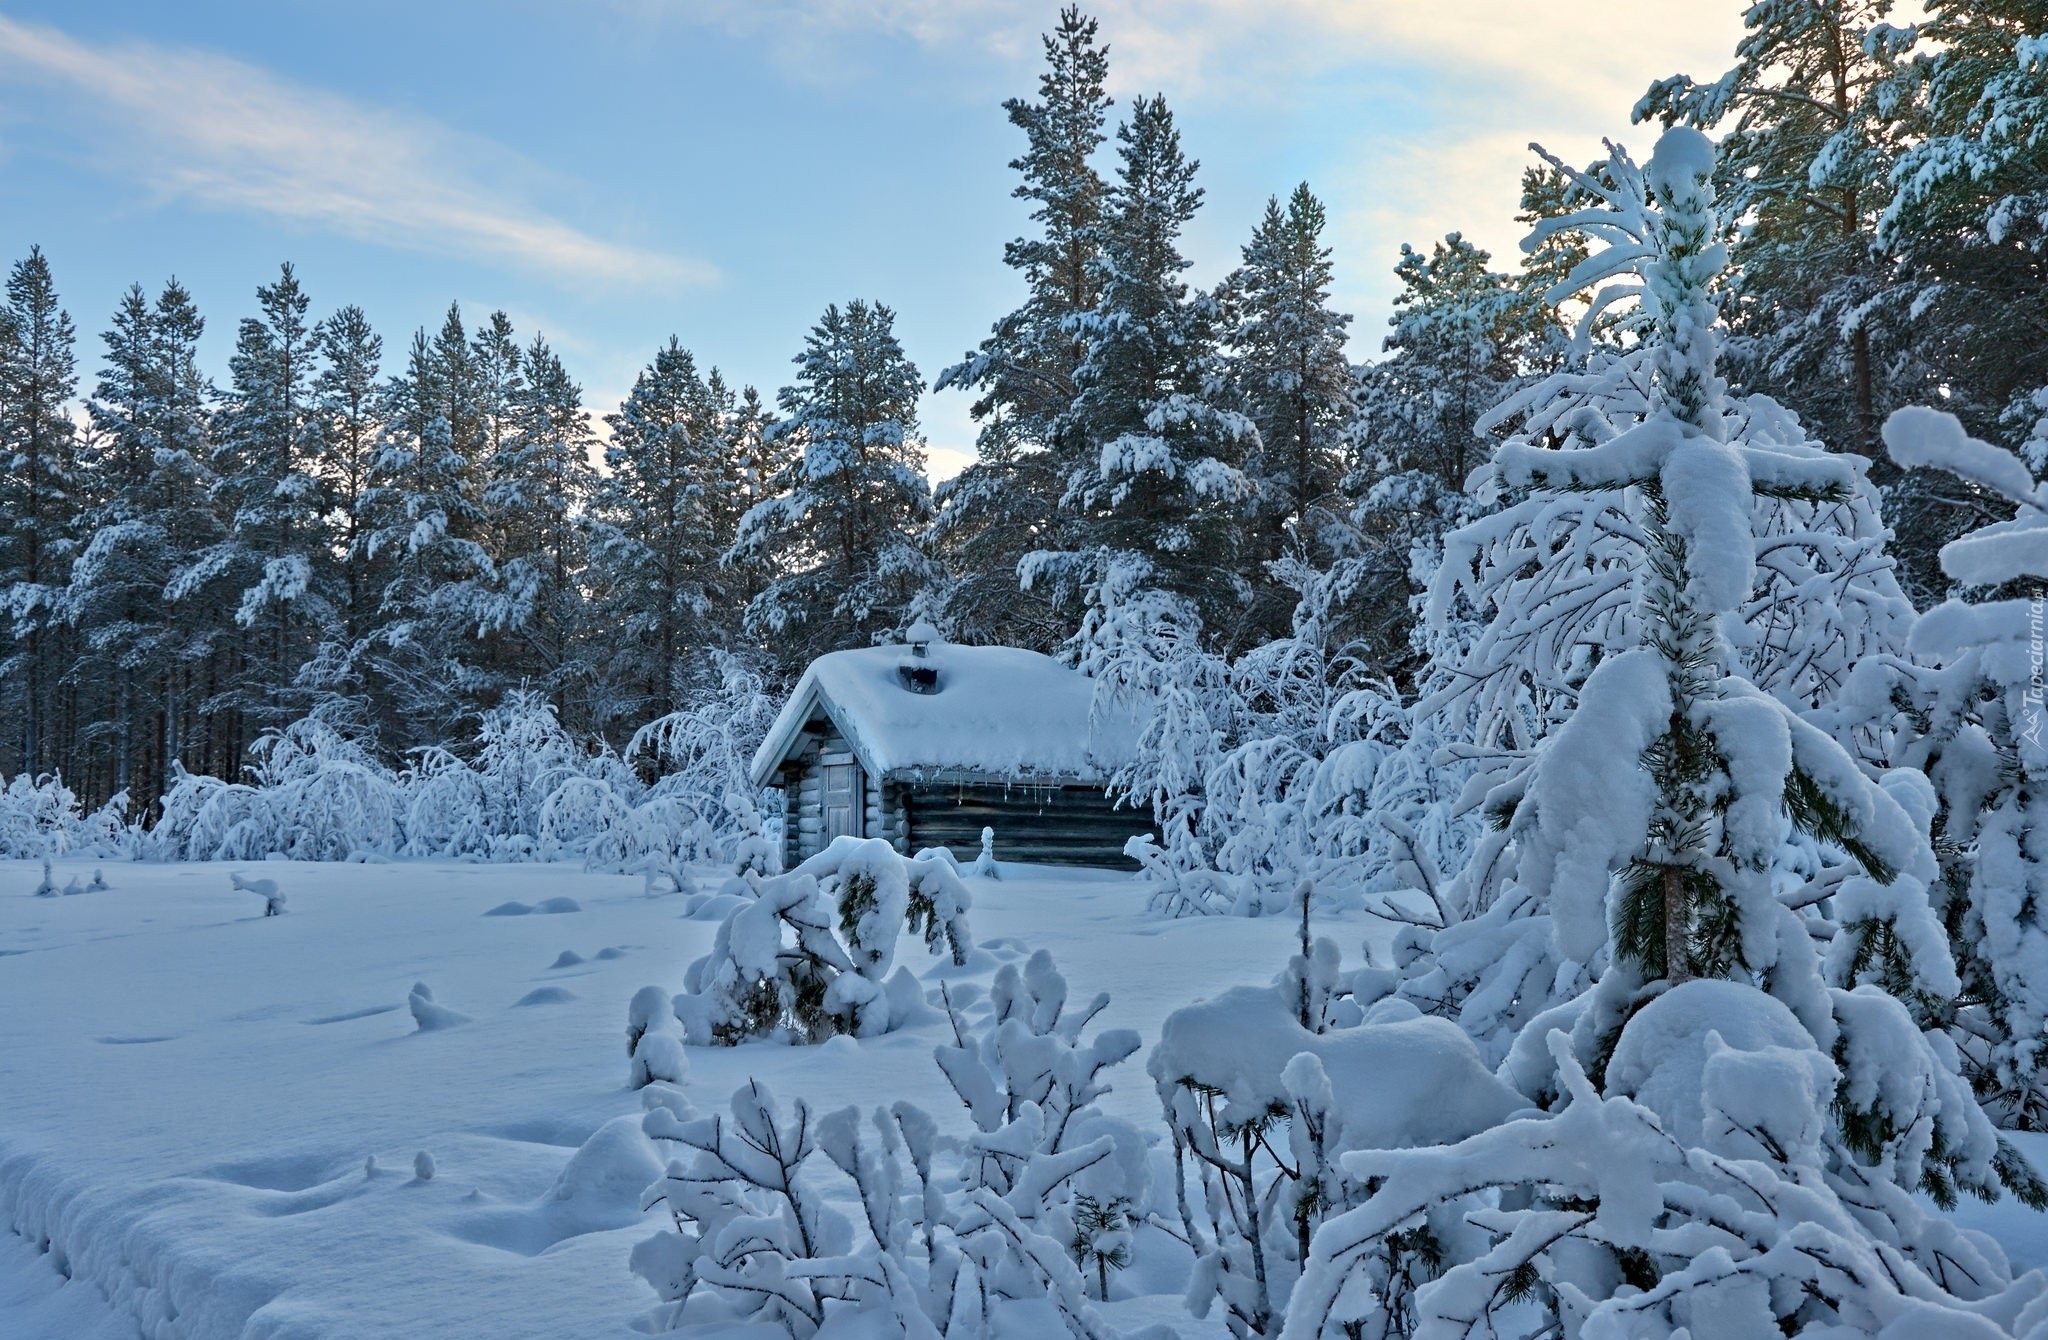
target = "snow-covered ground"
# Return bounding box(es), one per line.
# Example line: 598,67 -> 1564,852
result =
0,858 -> 1319,1338
8,856 -> 2048,1339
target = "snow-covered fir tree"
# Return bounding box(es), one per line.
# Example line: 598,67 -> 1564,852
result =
304,304 -> 385,689
67,279 -> 225,810
475,331 -> 596,714
1288,126 -> 2043,1340
1348,232 -> 1537,680
355,312 -> 494,752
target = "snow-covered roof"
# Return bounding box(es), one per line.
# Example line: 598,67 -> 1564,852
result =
749,642 -> 1137,787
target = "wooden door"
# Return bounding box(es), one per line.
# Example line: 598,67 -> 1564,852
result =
822,761 -> 862,842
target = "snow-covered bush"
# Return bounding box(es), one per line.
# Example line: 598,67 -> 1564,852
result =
406,690 -> 591,860
627,985 -> 688,1089
1871,406 -> 2048,1127
140,678 -> 777,870
1287,1004 -> 2045,1340
671,837 -> 971,1044
0,772 -> 134,859
633,950 -> 1138,1337
1149,934 -> 1517,1339
935,951 -> 1146,1298
626,652 -> 783,866
153,718 -> 404,860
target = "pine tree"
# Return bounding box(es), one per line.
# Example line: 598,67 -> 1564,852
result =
357,319 -> 491,751
476,332 -> 595,716
1883,0 -> 2047,411
729,300 -> 934,673
0,247 -> 80,780
1216,183 -> 1356,644
932,5 -> 1113,649
309,305 -> 384,653
1636,0 -> 1908,462
1027,94 -> 1254,651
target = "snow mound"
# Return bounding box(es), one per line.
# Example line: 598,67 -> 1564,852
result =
407,982 -> 472,1032
448,1115 -> 663,1257
483,901 -> 533,917
533,897 -> 581,915
548,950 -> 584,969
513,987 -> 576,1007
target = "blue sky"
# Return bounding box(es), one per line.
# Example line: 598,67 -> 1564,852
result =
0,1 -> 1742,476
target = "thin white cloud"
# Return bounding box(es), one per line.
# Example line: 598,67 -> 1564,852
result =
0,13 -> 714,287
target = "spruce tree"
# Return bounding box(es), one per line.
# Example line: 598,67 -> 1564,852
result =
729,299 -> 934,673
1216,183 -> 1356,644
70,280 -> 223,809
476,332 -> 595,715
1027,94 -> 1253,651
591,339 -> 752,725
310,305 -> 384,653
357,321 -> 490,751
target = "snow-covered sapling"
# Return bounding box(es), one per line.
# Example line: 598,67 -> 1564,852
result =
231,871 -> 285,916
972,825 -> 1001,879
87,868 -> 107,892
61,874 -> 83,896
31,857 -> 55,897
414,1151 -> 435,1182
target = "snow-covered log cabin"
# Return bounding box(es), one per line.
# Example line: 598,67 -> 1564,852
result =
749,632 -> 1149,869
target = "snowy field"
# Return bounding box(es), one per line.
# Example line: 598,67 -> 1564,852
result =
0,858 -> 1323,1338
9,857 -> 2048,1339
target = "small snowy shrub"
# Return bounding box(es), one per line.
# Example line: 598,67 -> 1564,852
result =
633,951 -> 1135,1337
627,985 -> 688,1088
671,837 -> 971,1044
230,870 -> 286,915
934,951 -> 1147,1298
1150,966 -> 1518,1338
971,826 -> 1000,879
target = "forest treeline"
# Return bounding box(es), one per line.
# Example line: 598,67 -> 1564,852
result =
0,1 -> 2039,817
